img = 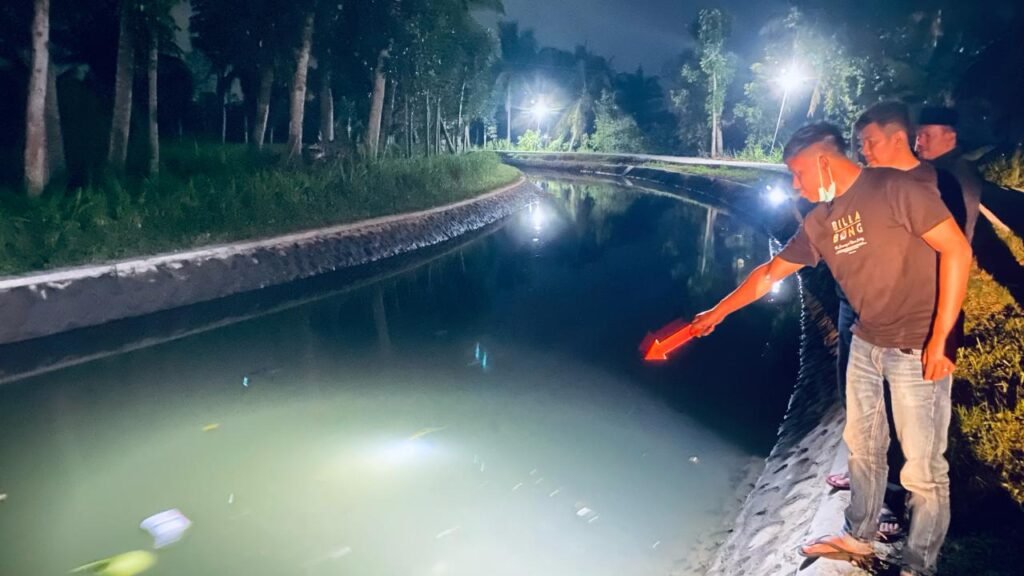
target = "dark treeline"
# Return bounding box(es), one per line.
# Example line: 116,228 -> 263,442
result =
1,1 -> 1023,195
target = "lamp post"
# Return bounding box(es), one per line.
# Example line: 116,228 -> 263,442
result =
770,66 -> 808,153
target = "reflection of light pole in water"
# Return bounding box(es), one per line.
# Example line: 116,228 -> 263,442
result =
700,207 -> 717,277
770,65 -> 809,153
372,286 -> 392,355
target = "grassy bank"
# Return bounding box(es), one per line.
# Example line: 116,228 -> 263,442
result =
0,147 -> 520,276
641,161 -> 768,185
940,221 -> 1024,574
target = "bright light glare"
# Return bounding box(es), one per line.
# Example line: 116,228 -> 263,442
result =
777,66 -> 806,91
367,438 -> 436,469
530,98 -> 552,122
766,185 -> 789,206
771,281 -> 782,295
531,206 -> 545,231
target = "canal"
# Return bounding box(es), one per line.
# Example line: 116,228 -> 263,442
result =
0,172 -> 800,576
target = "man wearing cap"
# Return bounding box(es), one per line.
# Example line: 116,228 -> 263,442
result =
915,107 -> 983,242
692,123 -> 972,576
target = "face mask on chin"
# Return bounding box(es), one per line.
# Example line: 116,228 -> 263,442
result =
816,157 -> 837,202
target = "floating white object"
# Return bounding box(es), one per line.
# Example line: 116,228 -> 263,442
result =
689,456 -> 700,464
140,509 -> 191,549
576,507 -> 592,517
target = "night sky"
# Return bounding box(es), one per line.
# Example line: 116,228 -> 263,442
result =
480,0 -> 788,75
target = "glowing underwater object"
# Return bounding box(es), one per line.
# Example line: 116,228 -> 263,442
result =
140,509 -> 191,549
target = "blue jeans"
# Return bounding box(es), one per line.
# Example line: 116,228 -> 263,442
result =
836,296 -> 856,404
844,335 -> 951,576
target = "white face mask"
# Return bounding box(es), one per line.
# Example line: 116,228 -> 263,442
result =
816,157 -> 837,203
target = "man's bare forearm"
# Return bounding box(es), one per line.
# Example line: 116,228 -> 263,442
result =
930,242 -> 972,346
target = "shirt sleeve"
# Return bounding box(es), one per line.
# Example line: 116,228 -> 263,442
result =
777,223 -> 820,267
887,171 -> 953,237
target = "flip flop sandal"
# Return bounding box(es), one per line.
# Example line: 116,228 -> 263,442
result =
875,510 -> 905,543
826,472 -> 851,490
797,535 -> 873,560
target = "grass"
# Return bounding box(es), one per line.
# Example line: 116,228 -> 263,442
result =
641,162 -> 768,185
940,222 -> 1024,575
982,147 -> 1024,190
0,146 -> 520,276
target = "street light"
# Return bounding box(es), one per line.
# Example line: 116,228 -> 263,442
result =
529,97 -> 552,133
770,64 -> 809,153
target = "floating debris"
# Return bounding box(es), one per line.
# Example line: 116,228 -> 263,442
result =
435,526 -> 460,540
242,376 -> 250,388
481,351 -> 489,371
0,493 -> 6,503
303,546 -> 353,568
71,550 -> 156,576
512,482 -> 523,491
474,342 -> 481,361
651,540 -> 661,550
576,507 -> 593,517
529,469 -> 538,476
479,462 -> 486,472
322,546 -> 352,560
548,488 -> 561,498
689,456 -> 700,464
140,509 -> 191,549
408,426 -> 447,441
202,423 -> 220,432
227,493 -> 234,505
587,515 -> 600,524
534,477 -> 544,485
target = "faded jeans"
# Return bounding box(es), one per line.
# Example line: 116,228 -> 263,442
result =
843,335 -> 951,576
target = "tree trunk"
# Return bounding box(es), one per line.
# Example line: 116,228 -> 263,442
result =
710,73 -> 718,157
424,93 -> 431,157
252,66 -> 274,148
319,69 -> 334,143
505,82 -> 512,146
441,120 -> 456,154
383,78 -> 397,153
146,35 -> 159,176
287,10 -> 315,162
220,70 -> 228,144
366,48 -> 389,158
435,97 -> 441,155
457,78 -> 466,153
24,0 -> 49,196
108,0 -> 134,171
405,93 -> 412,158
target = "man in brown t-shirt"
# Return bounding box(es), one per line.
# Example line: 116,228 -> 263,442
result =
691,123 -> 972,576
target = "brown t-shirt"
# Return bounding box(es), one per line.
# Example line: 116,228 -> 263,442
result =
779,167 -> 952,348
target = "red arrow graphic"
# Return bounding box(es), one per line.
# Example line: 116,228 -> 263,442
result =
641,320 -> 697,362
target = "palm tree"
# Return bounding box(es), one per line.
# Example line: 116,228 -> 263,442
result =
287,8 -> 315,162
493,21 -> 537,145
24,0 -> 50,195
107,0 -> 134,171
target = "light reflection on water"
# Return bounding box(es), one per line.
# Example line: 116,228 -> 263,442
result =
0,175 -> 798,576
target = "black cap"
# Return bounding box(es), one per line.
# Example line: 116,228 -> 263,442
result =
918,107 -> 958,128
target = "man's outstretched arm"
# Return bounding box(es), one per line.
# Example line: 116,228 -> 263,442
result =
691,256 -> 805,337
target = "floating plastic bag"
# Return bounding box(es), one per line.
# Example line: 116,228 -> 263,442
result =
140,509 -> 191,549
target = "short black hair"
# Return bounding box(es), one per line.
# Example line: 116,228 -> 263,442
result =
918,106 -> 958,129
782,123 -> 848,162
854,101 -> 912,135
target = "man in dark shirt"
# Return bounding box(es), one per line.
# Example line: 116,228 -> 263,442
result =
915,107 -> 983,242
691,124 -> 972,576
